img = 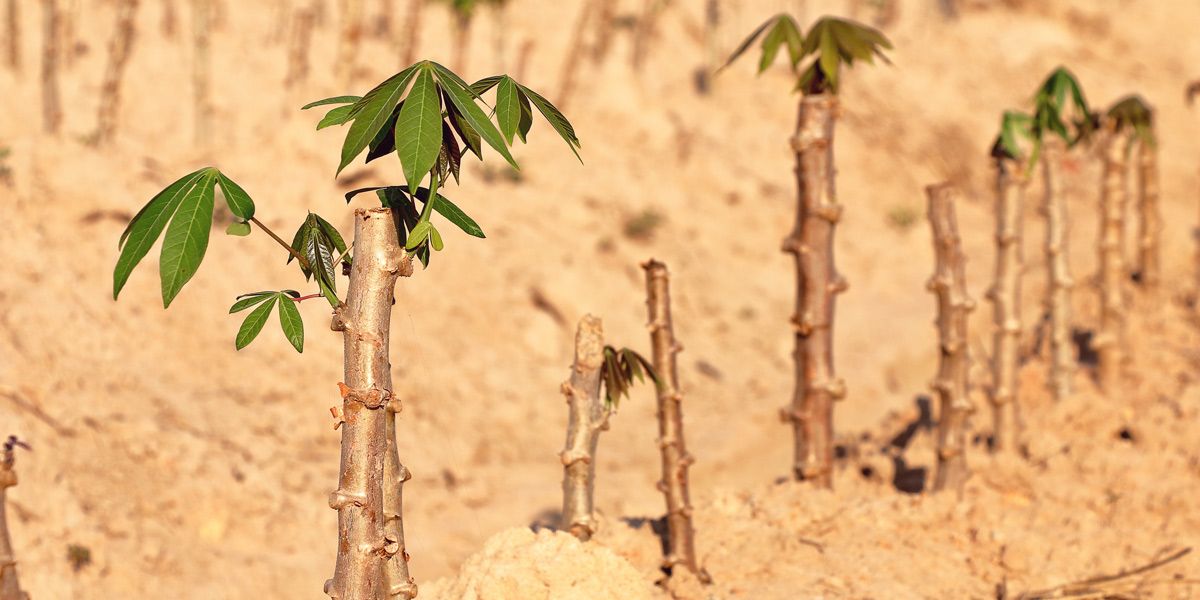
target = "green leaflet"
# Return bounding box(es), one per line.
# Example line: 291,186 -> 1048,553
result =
216,171 -> 255,220
235,295 -> 277,350
276,294 -> 304,352
159,170 -> 216,308
405,220 -> 432,250
395,67 -> 443,193
317,105 -> 356,130
514,82 -> 582,162
225,221 -> 252,236
288,212 -> 346,307
301,95 -> 362,110
495,77 -> 521,145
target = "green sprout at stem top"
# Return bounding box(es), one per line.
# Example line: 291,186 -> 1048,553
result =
721,15 -> 891,95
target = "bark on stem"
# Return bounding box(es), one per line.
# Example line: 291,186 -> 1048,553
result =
1136,134 -> 1161,291
326,208 -> 415,600
926,184 -> 975,495
560,314 -> 608,541
1042,138 -> 1074,399
0,443 -> 28,600
41,0 -> 61,134
95,0 -> 139,145
1096,127 -> 1131,390
780,93 -> 846,488
641,259 -> 709,582
987,157 -> 1025,453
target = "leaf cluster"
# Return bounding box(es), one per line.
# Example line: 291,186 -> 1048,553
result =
114,167 -> 255,308
599,346 -> 662,411
722,15 -> 891,95
1106,94 -> 1155,152
229,290 -> 305,352
289,213 -> 349,306
993,66 -> 1094,171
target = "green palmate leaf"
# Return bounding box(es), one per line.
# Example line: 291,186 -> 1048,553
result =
317,104 -> 356,130
114,168 -> 207,299
818,27 -> 839,92
115,168 -> 259,307
495,76 -> 521,144
514,83 -> 582,162
429,224 -> 444,251
289,212 -> 345,306
215,171 -> 254,220
229,291 -> 276,313
759,17 -> 802,72
235,295 -> 277,350
276,295 -> 304,353
337,64 -> 420,175
226,221 -> 252,236
301,95 -> 362,110
159,169 -> 217,308
395,67 -> 443,192
432,193 -> 484,238
406,220 -> 432,250
996,110 -> 1033,161
431,63 -> 519,169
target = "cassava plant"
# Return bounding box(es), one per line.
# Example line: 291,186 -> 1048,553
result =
925,184 -> 975,495
999,67 -> 1095,400
114,59 -> 581,600
641,259 -> 707,582
723,14 -> 891,487
0,436 -> 30,600
1105,96 -> 1159,291
560,315 -> 660,542
985,121 -> 1029,453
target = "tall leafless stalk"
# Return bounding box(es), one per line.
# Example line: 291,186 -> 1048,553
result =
1042,137 -> 1074,399
590,0 -> 617,64
557,0 -> 595,111
95,0 -> 140,145
41,0 -> 62,134
642,259 -> 708,583
326,208 -> 416,600
59,0 -> 77,69
780,93 -> 846,488
192,0 -> 212,146
631,0 -> 665,71
336,0 -> 363,88
926,184 -> 975,495
0,437 -> 29,600
1096,126 -> 1131,389
987,156 -> 1025,453
560,314 -> 608,541
1136,133 -> 1161,291
4,0 -> 18,72
285,5 -> 315,88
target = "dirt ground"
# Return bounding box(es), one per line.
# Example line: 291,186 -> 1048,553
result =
3,0 -> 1200,598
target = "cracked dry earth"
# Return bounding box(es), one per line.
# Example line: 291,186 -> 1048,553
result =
3,0 -> 1200,598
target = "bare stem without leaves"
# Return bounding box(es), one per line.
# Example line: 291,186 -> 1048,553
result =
95,0 -> 139,145
4,0 -> 19,72
987,157 -> 1025,453
780,94 -> 846,488
41,0 -> 62,134
398,0 -> 422,68
335,0 -> 362,88
1096,127 -> 1131,389
556,0 -> 595,112
927,184 -> 975,495
285,5 -> 315,88
560,314 -> 608,541
0,441 -> 28,600
326,208 -> 415,600
192,0 -> 212,146
642,259 -> 709,583
1042,138 -> 1074,400
1136,135 -> 1161,291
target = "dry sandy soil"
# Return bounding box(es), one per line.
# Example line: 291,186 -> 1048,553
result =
3,0 -> 1200,598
